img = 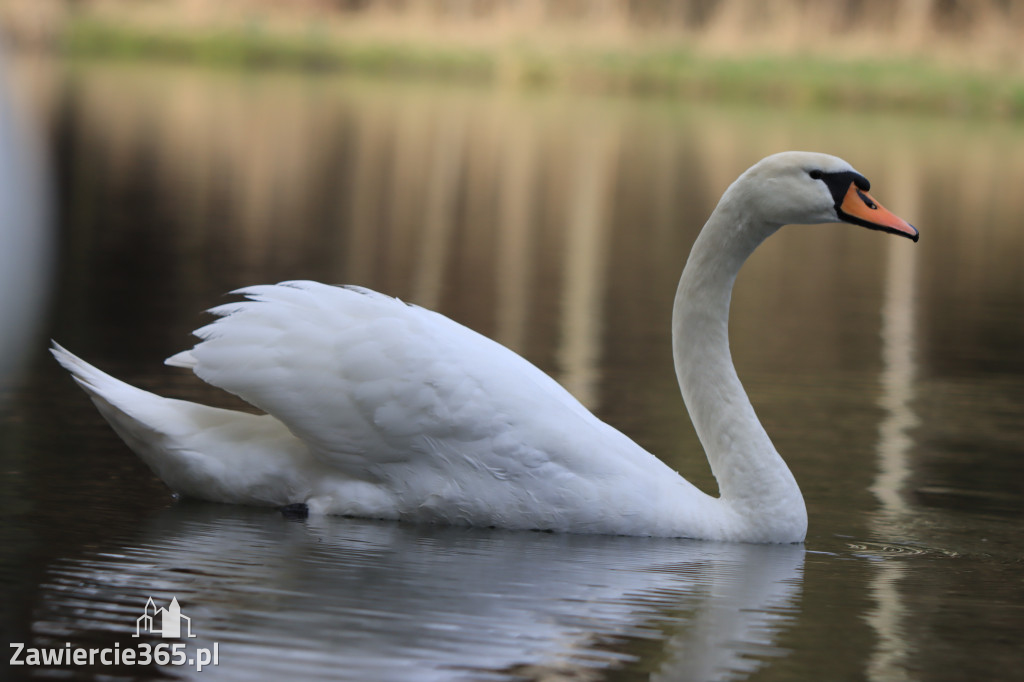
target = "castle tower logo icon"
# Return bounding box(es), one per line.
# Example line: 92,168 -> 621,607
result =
133,597 -> 196,639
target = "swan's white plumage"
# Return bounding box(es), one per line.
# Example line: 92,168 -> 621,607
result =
179,282 -> 714,531
51,278 -> 716,532
54,151 -> 916,543
56,283 -> 723,537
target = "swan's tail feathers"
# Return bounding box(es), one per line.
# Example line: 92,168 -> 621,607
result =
51,342 -> 141,401
50,342 -> 313,508
51,342 -> 178,431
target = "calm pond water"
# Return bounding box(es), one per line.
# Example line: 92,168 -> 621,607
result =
2,58 -> 1023,681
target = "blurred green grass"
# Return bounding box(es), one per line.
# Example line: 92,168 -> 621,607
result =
64,19 -> 495,79
62,18 -> 1024,119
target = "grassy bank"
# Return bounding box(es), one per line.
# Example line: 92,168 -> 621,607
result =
57,18 -> 1024,120
62,19 -> 496,81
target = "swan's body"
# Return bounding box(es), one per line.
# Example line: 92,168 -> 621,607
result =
54,152 -> 917,543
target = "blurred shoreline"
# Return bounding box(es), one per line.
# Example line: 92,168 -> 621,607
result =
2,0 -> 1024,118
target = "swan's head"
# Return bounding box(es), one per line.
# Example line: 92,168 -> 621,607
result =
734,151 -> 919,241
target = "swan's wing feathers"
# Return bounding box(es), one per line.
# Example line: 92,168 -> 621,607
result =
171,281 -> 595,478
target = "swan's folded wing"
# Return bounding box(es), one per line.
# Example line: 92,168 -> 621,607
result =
167,281 -> 602,480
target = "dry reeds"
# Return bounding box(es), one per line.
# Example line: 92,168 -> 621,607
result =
3,0 -> 1024,73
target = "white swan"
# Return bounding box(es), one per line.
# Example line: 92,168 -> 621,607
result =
53,151 -> 917,543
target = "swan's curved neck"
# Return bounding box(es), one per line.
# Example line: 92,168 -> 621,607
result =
672,197 -> 807,542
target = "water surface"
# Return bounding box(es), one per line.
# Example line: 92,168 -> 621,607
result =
1,59 -> 1023,680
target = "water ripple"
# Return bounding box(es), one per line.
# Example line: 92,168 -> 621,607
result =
844,540 -> 960,560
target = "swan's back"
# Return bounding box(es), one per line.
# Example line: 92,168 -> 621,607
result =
163,282 -> 699,532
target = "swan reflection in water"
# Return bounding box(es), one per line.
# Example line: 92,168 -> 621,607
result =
32,504 -> 803,681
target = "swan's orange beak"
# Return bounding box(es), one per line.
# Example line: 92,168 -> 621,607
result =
838,183 -> 919,242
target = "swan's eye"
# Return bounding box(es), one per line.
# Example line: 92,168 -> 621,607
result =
808,170 -> 823,180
